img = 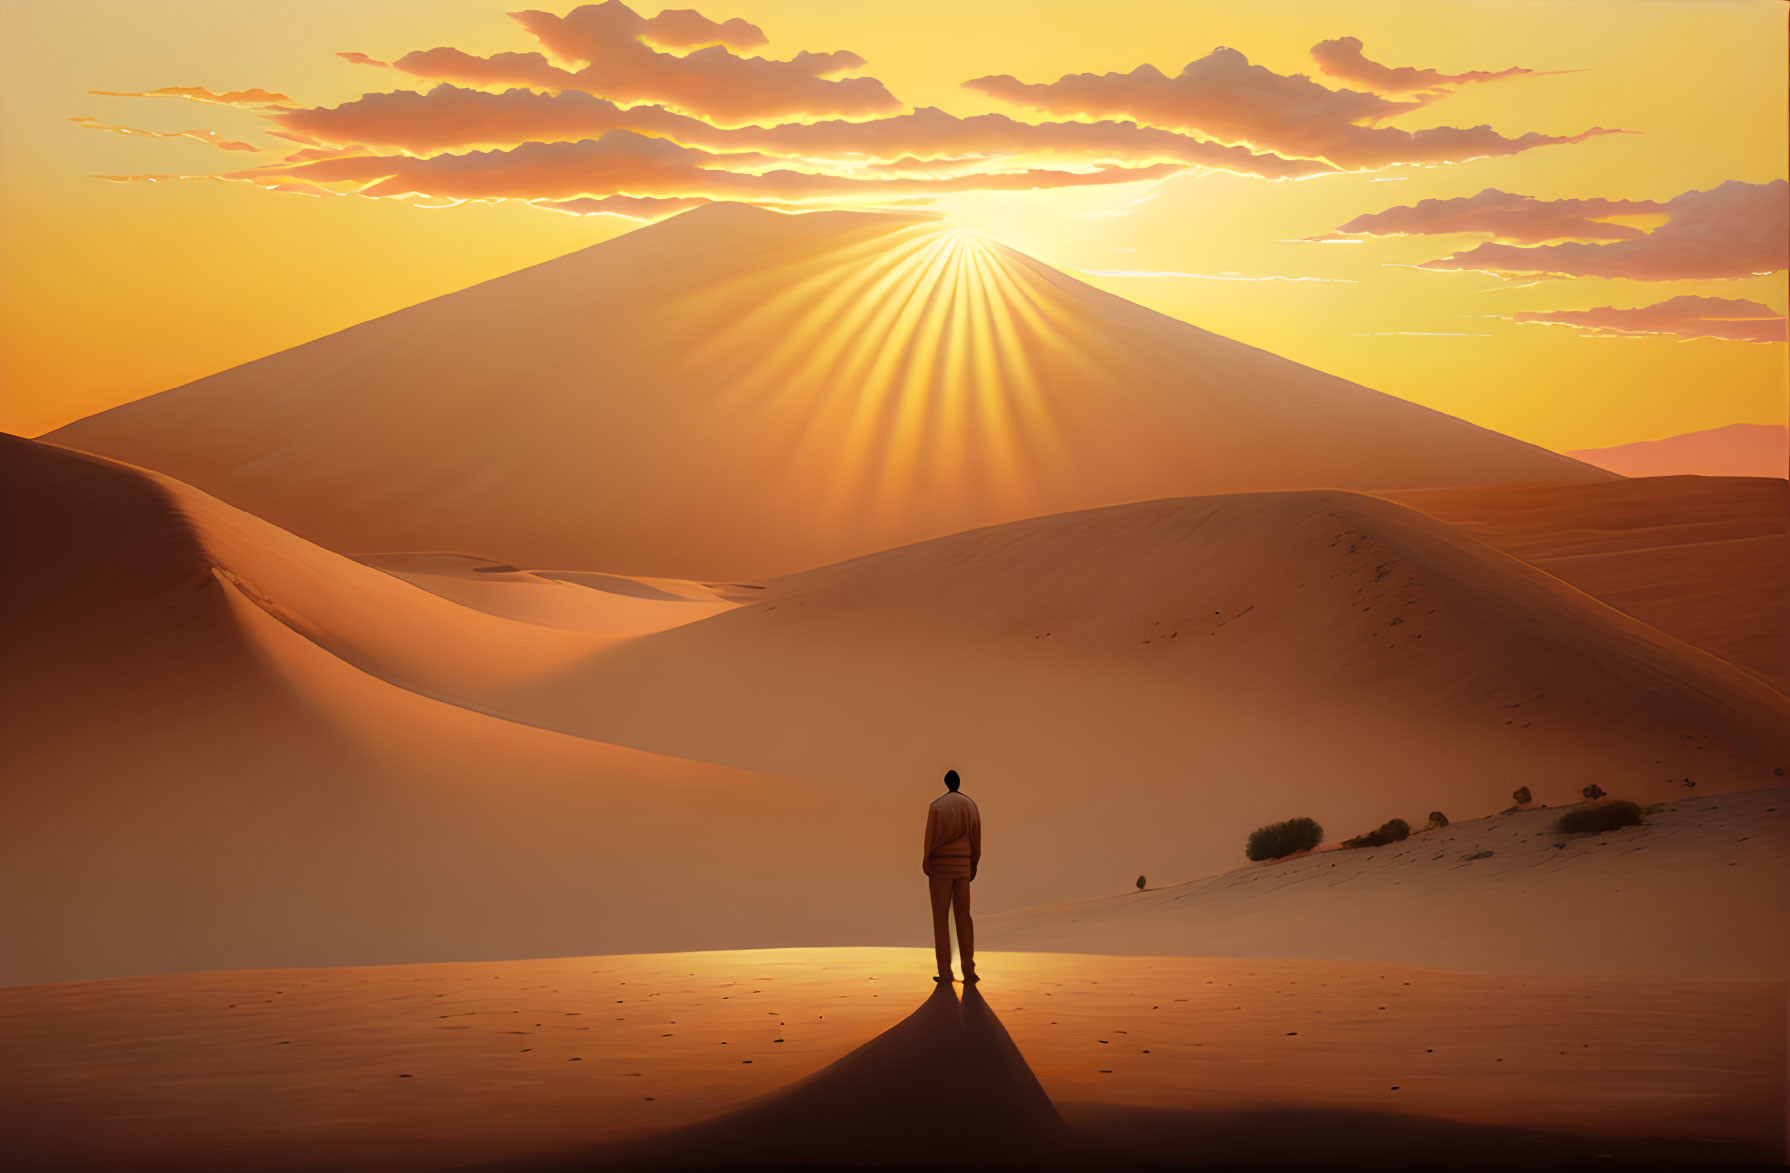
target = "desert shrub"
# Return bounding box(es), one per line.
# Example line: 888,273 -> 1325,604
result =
1427,811 -> 1449,829
1512,786 -> 1532,806
1342,818 -> 1412,849
1135,875 -> 1147,891
1246,817 -> 1324,861
1581,783 -> 1606,802
1555,801 -> 1644,834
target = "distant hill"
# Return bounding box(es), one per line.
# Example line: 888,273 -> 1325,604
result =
1567,423 -> 1787,478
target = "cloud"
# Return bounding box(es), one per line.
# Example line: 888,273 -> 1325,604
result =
1419,180 -> 1788,279
1319,188 -> 1666,244
86,5 -> 1618,219
1309,36 -> 1536,96
70,116 -> 257,153
1508,295 -> 1785,342
592,6 -> 766,52
229,130 -> 1187,203
963,46 -> 1622,170
382,3 -> 897,125
270,87 -> 1329,179
89,85 -> 295,107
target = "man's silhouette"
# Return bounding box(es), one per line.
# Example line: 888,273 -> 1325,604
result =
922,769 -> 981,983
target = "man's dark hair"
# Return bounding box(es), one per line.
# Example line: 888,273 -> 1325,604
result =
944,769 -> 960,792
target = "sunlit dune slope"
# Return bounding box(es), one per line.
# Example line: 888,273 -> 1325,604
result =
985,788 -> 1789,979
1384,477 -> 1788,688
46,202 -> 1605,579
0,436 -> 908,986
473,490 -> 1789,914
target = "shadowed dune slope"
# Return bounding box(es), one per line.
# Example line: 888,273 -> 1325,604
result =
46,202 -> 1604,579
0,436 -> 908,986
1384,477 -> 1788,687
480,490 -> 1789,914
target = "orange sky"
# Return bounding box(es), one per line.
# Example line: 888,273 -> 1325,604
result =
1,0 -> 1783,449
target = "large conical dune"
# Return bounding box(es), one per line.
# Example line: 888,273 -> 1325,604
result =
45,203 -> 1605,579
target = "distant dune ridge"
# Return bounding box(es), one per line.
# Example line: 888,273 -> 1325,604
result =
1567,422 -> 1788,479
1385,476 -> 1789,687
43,202 -> 1606,580
3,435 -> 1783,984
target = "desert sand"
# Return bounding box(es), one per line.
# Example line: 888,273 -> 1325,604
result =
43,203 -> 1606,579
4,434 -> 1784,984
353,552 -> 738,636
985,787 -> 1790,979
0,434 -> 911,986
1568,423 -> 1789,479
1387,476 -> 1789,686
4,949 -> 1779,1169
6,200 -> 1785,1171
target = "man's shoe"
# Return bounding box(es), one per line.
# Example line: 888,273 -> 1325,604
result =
963,969 -> 979,983
933,973 -> 955,983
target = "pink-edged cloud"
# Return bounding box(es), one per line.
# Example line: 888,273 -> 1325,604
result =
539,4 -> 768,53
384,3 -> 895,125
1309,36 -> 1537,96
963,46 -> 1622,170
1421,179 -> 1788,279
224,130 -> 1188,203
70,116 -> 258,153
1508,295 -> 1785,342
86,5 -> 1625,220
270,87 -> 1329,179
89,85 -> 295,107
1318,189 -> 1666,244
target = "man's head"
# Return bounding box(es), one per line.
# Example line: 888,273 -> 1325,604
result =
944,769 -> 960,792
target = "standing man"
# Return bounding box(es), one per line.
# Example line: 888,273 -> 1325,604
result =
923,769 -> 982,983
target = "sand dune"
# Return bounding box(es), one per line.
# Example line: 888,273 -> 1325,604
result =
0,436 -> 912,986
5,949 -> 1779,1169
1568,423 -> 1788,479
5,436 -> 1782,983
1385,476 -> 1788,687
355,552 -> 735,635
45,202 -> 1604,580
984,788 -> 1789,979
472,490 -> 1789,914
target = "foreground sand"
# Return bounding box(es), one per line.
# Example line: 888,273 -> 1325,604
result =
3,948 -> 1781,1169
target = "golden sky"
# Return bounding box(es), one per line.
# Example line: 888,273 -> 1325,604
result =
1,0 -> 1783,449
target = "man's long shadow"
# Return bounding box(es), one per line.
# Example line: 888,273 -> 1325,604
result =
562,982 -> 1065,1169
507,982 -> 1773,1170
